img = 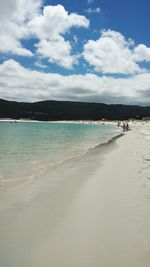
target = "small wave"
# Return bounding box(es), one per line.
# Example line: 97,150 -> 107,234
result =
41,132 -> 124,169
23,132 -> 124,176
88,132 -> 124,152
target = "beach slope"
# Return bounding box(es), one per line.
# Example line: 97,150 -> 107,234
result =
0,122 -> 150,267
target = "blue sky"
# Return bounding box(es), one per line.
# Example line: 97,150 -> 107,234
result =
46,0 -> 150,45
0,0 -> 150,104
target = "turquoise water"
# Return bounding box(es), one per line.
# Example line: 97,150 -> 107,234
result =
0,122 -> 119,194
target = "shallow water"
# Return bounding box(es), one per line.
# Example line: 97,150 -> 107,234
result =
0,122 -> 118,195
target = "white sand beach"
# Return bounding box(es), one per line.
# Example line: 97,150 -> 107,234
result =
0,121 -> 150,266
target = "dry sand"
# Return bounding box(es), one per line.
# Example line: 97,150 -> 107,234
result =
0,121 -> 150,266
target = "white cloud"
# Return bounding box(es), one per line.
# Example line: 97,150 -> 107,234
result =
34,60 -> 47,69
28,4 -> 89,68
36,38 -> 79,69
0,0 -> 41,56
85,7 -> 101,14
1,0 -> 150,75
133,44 -> 150,62
0,59 -> 150,105
28,5 -> 89,40
0,1 -> 89,68
83,30 -> 143,74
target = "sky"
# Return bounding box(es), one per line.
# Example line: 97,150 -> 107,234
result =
0,0 -> 150,105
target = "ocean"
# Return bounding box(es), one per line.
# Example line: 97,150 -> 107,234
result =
0,121 -> 119,197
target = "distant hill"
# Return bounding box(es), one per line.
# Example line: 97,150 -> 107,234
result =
0,99 -> 150,121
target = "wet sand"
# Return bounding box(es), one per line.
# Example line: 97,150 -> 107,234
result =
0,122 -> 150,266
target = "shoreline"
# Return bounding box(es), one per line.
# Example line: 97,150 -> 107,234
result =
0,122 -> 121,200
0,117 -> 144,124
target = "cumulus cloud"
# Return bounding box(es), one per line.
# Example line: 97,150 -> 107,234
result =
0,1 -> 89,68
0,59 -> 150,105
28,5 -> 89,39
133,44 -> 150,62
29,4 -> 89,68
36,38 -> 79,69
0,0 -> 41,56
83,30 -> 150,74
83,30 -> 143,74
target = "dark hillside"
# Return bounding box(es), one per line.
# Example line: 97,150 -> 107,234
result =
0,99 -> 150,120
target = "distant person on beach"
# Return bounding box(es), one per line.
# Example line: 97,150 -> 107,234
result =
123,122 -> 126,131
126,122 -> 129,131
122,122 -> 129,131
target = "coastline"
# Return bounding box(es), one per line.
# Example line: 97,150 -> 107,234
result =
0,121 -> 150,266
0,118 -> 113,123
0,117 -> 146,126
